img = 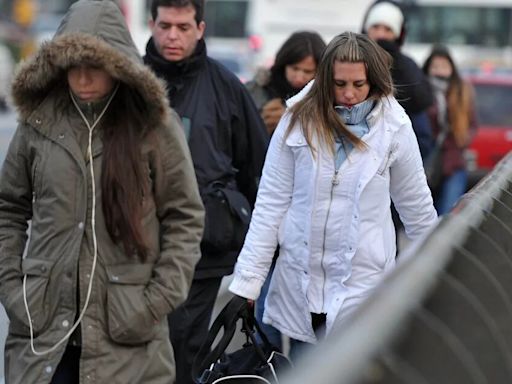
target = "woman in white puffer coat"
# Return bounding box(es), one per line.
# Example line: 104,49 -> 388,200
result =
229,32 -> 438,352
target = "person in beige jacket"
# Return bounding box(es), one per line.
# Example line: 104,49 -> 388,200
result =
0,0 -> 204,383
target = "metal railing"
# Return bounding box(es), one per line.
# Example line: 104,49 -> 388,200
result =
281,152 -> 512,384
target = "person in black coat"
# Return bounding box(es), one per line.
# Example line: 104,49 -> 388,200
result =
362,0 -> 434,159
144,1 -> 269,383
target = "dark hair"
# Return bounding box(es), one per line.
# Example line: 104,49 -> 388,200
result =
288,32 -> 393,153
270,31 -> 326,79
150,0 -> 204,24
101,84 -> 151,260
422,44 -> 460,82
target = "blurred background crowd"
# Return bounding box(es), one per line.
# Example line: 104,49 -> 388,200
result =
1,0 -> 512,189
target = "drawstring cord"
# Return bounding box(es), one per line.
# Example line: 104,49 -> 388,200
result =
23,84 -> 119,356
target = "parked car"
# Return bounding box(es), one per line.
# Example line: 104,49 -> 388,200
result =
464,71 -> 512,187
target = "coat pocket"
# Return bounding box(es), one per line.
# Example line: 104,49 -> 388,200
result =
7,258 -> 53,337
105,264 -> 158,345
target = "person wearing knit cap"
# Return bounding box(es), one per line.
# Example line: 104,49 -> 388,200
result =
362,0 -> 434,159
364,1 -> 404,42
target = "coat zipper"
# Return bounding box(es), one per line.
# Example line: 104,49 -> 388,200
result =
320,169 -> 339,311
378,147 -> 394,176
31,162 -> 38,203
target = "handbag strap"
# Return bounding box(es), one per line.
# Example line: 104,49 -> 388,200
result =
192,295 -> 275,380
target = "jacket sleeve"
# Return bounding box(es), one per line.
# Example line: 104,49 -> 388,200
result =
0,125 -> 32,314
390,117 -> 439,240
229,114 -> 294,300
410,110 -> 434,159
393,54 -> 434,114
144,111 -> 205,320
231,83 -> 270,206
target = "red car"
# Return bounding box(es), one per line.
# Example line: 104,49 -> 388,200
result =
464,72 -> 512,187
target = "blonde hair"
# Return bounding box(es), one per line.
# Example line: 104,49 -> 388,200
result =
448,82 -> 474,147
286,32 -> 393,153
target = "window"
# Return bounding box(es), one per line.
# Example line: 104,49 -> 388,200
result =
404,6 -> 512,47
204,0 -> 249,38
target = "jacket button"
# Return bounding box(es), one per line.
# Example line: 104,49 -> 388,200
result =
35,118 -> 42,125
62,320 -> 70,328
45,366 -> 52,374
58,133 -> 65,139
78,222 -> 84,230
112,275 -> 119,282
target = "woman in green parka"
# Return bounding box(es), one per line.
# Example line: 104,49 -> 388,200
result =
0,0 -> 205,383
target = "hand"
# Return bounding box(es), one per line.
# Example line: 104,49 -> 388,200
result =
261,98 -> 286,135
233,294 -> 255,308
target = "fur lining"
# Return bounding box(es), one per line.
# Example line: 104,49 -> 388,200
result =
11,34 -> 169,128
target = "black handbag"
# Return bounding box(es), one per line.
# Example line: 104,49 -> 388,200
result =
192,296 -> 293,384
425,143 -> 443,190
202,181 -> 252,253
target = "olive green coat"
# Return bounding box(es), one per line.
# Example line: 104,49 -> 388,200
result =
0,1 -> 204,383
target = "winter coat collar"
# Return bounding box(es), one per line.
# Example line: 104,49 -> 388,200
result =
285,80 -> 399,133
144,38 -> 207,79
11,0 -> 169,131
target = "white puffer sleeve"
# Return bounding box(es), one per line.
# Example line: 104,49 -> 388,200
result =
229,113 -> 296,300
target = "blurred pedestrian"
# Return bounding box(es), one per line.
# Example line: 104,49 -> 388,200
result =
362,0 -> 435,250
144,1 -> 269,383
423,44 -> 477,214
362,0 -> 434,159
0,1 -> 204,383
245,30 -> 326,351
229,32 -> 437,360
246,31 -> 326,135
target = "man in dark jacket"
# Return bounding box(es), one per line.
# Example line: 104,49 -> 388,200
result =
363,0 -> 434,159
144,1 -> 269,383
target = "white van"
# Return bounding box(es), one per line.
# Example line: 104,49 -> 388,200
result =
247,0 -> 374,67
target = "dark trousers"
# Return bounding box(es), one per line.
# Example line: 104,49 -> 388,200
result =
50,345 -> 81,384
289,313 -> 327,362
168,277 -> 223,384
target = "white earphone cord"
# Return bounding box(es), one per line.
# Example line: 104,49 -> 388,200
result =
23,84 -> 119,356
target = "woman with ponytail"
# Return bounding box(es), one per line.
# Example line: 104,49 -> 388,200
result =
0,1 -> 204,383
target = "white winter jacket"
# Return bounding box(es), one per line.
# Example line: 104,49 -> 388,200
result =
229,87 -> 438,343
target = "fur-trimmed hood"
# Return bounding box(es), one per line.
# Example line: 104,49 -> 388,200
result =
11,0 -> 169,127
